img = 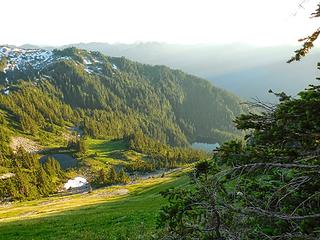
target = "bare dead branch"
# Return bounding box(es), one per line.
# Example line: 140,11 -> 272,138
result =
231,162 -> 320,171
246,207 -> 320,220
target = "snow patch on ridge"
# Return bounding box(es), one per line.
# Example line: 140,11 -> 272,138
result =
84,68 -> 93,74
93,58 -> 102,63
83,58 -> 92,65
0,46 -> 53,72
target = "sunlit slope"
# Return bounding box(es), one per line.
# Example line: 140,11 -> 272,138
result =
0,170 -> 188,240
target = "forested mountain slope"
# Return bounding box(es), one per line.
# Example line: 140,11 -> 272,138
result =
59,42 -> 320,101
0,46 -> 247,146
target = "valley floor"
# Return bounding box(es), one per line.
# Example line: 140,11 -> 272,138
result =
0,169 -> 188,240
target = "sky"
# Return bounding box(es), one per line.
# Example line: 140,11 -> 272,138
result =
1,0 -> 319,46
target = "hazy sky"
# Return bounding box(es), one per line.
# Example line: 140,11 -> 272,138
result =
1,0 -> 319,46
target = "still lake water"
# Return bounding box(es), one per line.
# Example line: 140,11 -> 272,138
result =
191,142 -> 220,152
40,154 -> 78,169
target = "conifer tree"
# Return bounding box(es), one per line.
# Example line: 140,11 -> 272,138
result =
108,167 -> 117,184
97,169 -> 107,185
117,169 -> 130,184
36,167 -> 54,196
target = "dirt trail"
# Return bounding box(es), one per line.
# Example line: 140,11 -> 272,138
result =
133,168 -> 182,181
92,188 -> 129,198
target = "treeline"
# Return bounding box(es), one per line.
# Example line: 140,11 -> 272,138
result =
128,131 -> 208,170
0,148 -> 63,201
93,167 -> 130,187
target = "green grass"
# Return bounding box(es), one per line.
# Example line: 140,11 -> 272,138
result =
87,139 -> 128,154
84,139 -> 146,171
0,170 -> 189,240
1,137 -> 189,239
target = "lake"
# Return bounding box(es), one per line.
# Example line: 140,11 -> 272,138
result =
191,142 -> 220,152
40,154 -> 78,169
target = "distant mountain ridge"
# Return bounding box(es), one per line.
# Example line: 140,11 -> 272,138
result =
0,46 -> 247,146
10,42 -> 317,102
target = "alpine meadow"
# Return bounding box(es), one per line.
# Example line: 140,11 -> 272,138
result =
1,0 -> 320,240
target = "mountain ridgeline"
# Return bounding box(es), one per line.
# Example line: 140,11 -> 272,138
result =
0,46 -> 246,146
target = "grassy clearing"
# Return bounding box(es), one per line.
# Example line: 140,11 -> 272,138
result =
0,170 -> 189,240
87,139 -> 127,154
84,139 -> 146,171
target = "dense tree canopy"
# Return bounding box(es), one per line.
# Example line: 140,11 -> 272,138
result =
0,148 -> 63,201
